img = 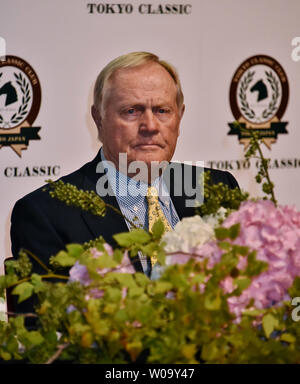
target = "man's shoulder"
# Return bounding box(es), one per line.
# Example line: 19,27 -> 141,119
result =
204,167 -> 239,188
13,153 -> 100,211
168,162 -> 239,189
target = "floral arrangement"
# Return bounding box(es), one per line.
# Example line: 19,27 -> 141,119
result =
0,128 -> 300,364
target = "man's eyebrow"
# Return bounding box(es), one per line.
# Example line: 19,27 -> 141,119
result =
119,103 -> 145,109
119,103 -> 174,111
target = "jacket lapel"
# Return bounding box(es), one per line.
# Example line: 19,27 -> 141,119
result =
80,151 -> 143,273
163,162 -> 198,220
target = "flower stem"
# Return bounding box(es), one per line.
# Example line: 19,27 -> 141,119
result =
255,137 -> 277,205
234,121 -> 277,205
22,248 -> 53,273
45,343 -> 70,364
7,273 -> 69,289
105,202 -> 139,229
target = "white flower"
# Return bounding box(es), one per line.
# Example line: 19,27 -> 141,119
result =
162,215 -> 215,253
202,207 -> 227,227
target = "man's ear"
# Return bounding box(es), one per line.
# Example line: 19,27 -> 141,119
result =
91,105 -> 103,140
177,104 -> 185,137
180,104 -> 185,120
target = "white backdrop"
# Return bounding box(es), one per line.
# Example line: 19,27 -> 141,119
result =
1,0 -> 300,281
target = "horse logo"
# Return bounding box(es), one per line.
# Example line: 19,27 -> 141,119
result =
250,79 -> 268,102
0,55 -> 41,156
228,55 -> 289,150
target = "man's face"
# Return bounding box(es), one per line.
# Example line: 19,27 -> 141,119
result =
92,62 -> 185,174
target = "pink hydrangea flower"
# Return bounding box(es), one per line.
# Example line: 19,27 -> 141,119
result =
116,252 -> 136,274
85,288 -> 105,301
90,244 -> 114,258
217,200 -> 300,318
167,200 -> 300,321
68,244 -> 135,300
69,261 -> 91,286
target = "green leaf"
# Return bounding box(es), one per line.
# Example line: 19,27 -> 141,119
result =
201,340 -> 219,361
112,273 -> 136,288
190,273 -> 206,285
153,281 -> 173,294
243,308 -> 265,317
31,274 -> 45,293
245,251 -> 268,277
0,350 -> 11,360
129,286 -> 144,298
134,273 -> 149,287
280,333 -> 296,344
6,336 -> 19,354
151,219 -> 165,240
52,250 -> 76,267
12,282 -> 34,303
156,250 -> 166,266
113,233 -> 135,248
218,241 -> 232,251
262,314 -> 279,338
215,227 -> 229,240
24,331 -> 44,346
234,245 -> 249,256
288,277 -> 300,299
0,276 -> 8,295
66,244 -> 84,258
234,278 -> 251,294
129,246 -> 139,258
182,344 -> 197,360
113,249 -> 124,264
204,292 -> 221,311
141,242 -> 159,257
126,340 -> 143,361
136,304 -> 153,322
114,229 -> 151,247
105,287 -> 122,302
229,223 -> 240,240
114,309 -> 128,323
96,252 -> 117,269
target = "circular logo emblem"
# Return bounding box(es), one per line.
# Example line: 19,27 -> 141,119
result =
228,55 -> 289,149
0,56 -> 41,156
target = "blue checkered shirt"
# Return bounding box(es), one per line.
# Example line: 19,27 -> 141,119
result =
100,149 -> 180,275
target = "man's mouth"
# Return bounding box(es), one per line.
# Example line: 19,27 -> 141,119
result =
134,143 -> 163,149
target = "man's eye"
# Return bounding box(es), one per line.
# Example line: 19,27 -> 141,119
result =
157,108 -> 170,114
127,108 -> 136,114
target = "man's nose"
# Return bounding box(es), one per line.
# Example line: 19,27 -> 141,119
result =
139,110 -> 159,133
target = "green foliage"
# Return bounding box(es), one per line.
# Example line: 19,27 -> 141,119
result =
0,134 -> 297,363
2,236 -> 299,364
45,179 -> 107,217
82,236 -> 105,251
113,222 -> 166,264
5,250 -> 32,278
215,223 -> 240,241
262,314 -> 279,339
233,121 -> 277,205
197,171 -> 249,216
12,282 -> 34,303
114,229 -> 151,247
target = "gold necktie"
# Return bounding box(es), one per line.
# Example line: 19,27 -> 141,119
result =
146,186 -> 172,266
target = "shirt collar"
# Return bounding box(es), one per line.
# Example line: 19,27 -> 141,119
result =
100,148 -> 171,211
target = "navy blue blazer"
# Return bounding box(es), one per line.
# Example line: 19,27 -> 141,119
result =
10,150 -> 239,274
8,150 -> 239,320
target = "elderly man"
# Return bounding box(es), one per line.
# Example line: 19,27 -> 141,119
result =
10,51 -> 239,278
